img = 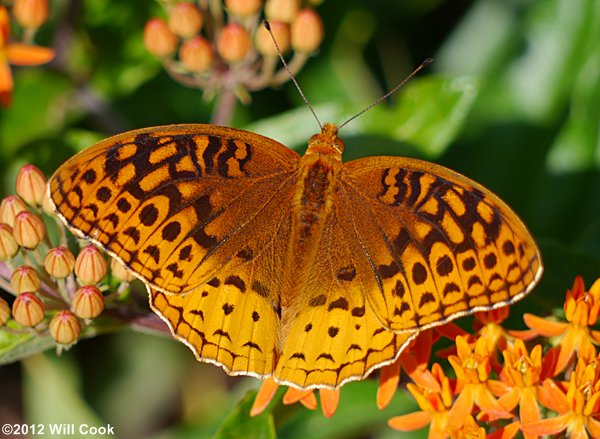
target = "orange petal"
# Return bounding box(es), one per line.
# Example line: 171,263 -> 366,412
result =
401,352 -> 441,392
0,61 -> 12,107
523,313 -> 567,336
413,329 -> 433,364
497,388 -> 519,412
299,391 -> 317,410
5,43 -> 54,66
489,379 -> 511,397
455,335 -> 472,360
520,414 -> 570,435
377,359 -> 401,410
387,411 -> 431,431
436,322 -> 468,340
474,386 -> 512,419
585,416 -> 600,438
283,387 -> 311,405
0,7 -> 8,43
447,386 -> 474,428
537,379 -> 568,413
250,377 -> 279,417
507,328 -> 540,340
488,421 -> 521,439
519,388 -> 541,425
553,330 -> 577,375
589,329 -> 600,345
319,388 -> 339,419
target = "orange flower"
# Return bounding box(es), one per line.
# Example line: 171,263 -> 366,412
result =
378,330 -> 441,409
447,335 -> 512,428
524,276 -> 600,375
490,339 -> 552,438
447,415 -> 520,439
521,357 -> 600,438
388,363 -> 454,438
0,6 -> 54,107
250,378 -> 340,418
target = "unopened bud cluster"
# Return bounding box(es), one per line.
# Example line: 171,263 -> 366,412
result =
143,0 -> 324,101
0,164 -> 138,349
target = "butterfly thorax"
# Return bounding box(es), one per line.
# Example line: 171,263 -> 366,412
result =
282,124 -> 344,310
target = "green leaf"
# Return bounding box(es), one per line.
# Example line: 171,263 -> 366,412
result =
385,76 -> 479,157
0,324 -> 53,365
214,391 -> 276,439
23,353 -> 110,436
0,318 -> 125,365
245,76 -> 478,159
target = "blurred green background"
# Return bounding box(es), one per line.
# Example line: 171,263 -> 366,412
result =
1,0 -> 600,437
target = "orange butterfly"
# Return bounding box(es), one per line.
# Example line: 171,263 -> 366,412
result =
49,121 -> 542,390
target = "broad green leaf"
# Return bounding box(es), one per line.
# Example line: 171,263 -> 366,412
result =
246,76 -> 478,159
23,353 -> 111,437
214,391 -> 276,439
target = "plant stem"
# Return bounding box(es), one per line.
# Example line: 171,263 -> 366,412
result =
211,88 -> 237,126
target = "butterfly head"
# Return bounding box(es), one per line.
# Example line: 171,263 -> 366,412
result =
306,123 -> 345,158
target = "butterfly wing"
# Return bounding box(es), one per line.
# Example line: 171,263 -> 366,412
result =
49,124 -> 300,295
339,156 -> 542,332
273,197 -> 417,388
148,188 -> 294,377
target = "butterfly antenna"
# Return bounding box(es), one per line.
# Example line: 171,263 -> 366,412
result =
263,20 -> 323,131
337,58 -> 433,130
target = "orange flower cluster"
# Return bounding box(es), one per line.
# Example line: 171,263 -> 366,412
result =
0,1 -> 53,107
142,0 -> 323,109
0,165 -> 136,348
252,277 -> 600,438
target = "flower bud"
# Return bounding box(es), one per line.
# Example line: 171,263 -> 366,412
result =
180,36 -> 214,72
144,18 -> 178,57
0,224 -> 19,260
75,245 -> 107,285
10,265 -> 41,294
217,23 -> 251,63
49,310 -> 80,345
44,246 -> 75,278
225,0 -> 263,17
13,0 -> 49,29
72,285 -> 104,319
0,297 -> 9,325
255,20 -> 290,56
16,164 -> 47,207
0,195 -> 28,227
291,9 -> 323,53
110,257 -> 135,282
265,0 -> 299,23
13,211 -> 46,249
169,2 -> 203,38
12,292 -> 45,327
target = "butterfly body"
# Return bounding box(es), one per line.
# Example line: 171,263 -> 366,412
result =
49,123 -> 542,390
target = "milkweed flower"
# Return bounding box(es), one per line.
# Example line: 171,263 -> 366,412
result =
523,276 -> 600,375
447,335 -> 512,428
388,363 -> 454,438
521,356 -> 600,438
0,6 -> 54,107
378,329 -> 441,409
491,339 -> 552,438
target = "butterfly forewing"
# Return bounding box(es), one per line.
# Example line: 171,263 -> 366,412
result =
49,124 -> 300,295
340,156 -> 542,332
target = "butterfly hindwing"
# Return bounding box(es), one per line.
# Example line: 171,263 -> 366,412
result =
275,204 -> 416,389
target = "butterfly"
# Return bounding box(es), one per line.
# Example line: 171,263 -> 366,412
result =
48,122 -> 542,390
